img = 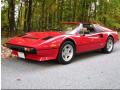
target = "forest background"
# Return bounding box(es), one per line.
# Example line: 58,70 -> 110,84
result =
1,0 -> 120,37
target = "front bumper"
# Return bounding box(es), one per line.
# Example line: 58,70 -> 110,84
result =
6,44 -> 59,61
12,48 -> 59,61
7,44 -> 36,54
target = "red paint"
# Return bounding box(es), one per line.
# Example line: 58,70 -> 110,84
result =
7,23 -> 119,61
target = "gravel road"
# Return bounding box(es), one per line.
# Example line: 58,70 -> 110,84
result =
1,41 -> 120,89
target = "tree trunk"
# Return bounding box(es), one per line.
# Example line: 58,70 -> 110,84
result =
73,0 -> 77,21
27,0 -> 32,32
23,0 -> 28,33
16,3 -> 22,31
41,0 -> 46,30
8,0 -> 15,36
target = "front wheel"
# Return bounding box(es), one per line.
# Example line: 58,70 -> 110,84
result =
102,36 -> 114,53
57,41 -> 75,64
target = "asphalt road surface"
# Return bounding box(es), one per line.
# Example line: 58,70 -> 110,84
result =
1,41 -> 120,89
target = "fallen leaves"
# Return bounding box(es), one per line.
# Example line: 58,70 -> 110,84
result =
1,45 -> 12,59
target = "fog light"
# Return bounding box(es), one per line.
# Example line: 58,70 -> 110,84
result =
24,47 -> 31,51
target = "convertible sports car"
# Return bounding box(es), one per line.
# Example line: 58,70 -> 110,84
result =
5,22 -> 119,64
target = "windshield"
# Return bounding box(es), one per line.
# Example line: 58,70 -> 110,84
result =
60,23 -> 83,34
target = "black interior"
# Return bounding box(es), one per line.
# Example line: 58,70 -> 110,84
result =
83,24 -> 95,33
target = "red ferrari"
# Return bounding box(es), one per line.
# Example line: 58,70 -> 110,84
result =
6,22 -> 119,64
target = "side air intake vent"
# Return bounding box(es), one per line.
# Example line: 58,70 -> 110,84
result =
42,36 -> 53,40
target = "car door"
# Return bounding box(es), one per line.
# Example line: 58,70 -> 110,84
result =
76,24 -> 104,53
76,35 -> 94,53
85,24 -> 106,50
84,32 -> 104,50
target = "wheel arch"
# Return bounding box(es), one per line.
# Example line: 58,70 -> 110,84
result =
108,34 -> 114,43
60,38 -> 76,53
57,38 -> 76,64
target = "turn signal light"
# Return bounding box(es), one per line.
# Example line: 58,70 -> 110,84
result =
24,47 -> 36,53
50,44 -> 57,48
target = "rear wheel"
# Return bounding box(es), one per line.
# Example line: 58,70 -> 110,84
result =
102,36 -> 114,53
57,41 -> 75,64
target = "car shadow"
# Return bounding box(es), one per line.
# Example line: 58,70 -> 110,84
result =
19,58 -> 58,66
18,50 -> 103,65
73,51 -> 100,60
15,47 -> 119,65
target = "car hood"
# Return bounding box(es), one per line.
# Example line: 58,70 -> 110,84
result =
7,32 -> 63,47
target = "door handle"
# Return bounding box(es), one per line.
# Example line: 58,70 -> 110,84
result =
99,34 -> 103,38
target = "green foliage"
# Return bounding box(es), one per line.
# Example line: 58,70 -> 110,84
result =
1,0 -> 120,36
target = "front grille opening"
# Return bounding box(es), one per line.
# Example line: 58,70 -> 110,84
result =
7,44 -> 36,54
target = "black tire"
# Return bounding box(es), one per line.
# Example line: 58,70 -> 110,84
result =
102,36 -> 114,53
57,41 -> 75,64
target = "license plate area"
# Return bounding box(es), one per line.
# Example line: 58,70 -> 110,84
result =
18,52 -> 25,59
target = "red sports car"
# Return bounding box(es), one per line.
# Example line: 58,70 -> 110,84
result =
5,22 -> 119,64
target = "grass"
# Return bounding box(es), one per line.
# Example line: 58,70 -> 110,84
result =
118,32 -> 120,39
